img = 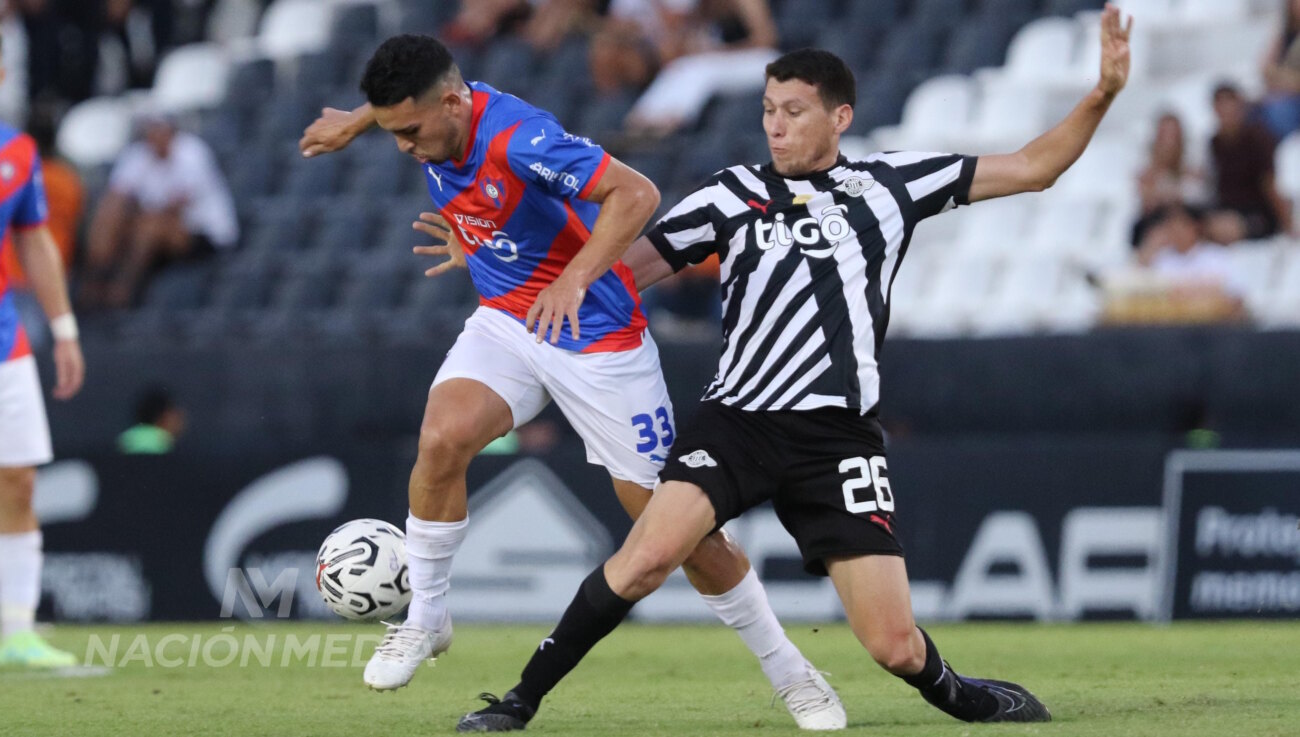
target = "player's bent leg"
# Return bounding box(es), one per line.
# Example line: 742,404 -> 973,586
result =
826,555 -> 1050,723
457,482 -> 717,733
608,478 -> 845,729
0,467 -> 74,668
366,379 -> 515,692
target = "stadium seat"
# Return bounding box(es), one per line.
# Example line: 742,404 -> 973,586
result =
222,57 -> 276,111
875,21 -> 943,74
844,0 -> 906,29
152,43 -> 232,112
57,96 -> 135,168
206,0 -> 264,43
999,16 -> 1079,82
478,38 -> 539,98
941,14 -> 1018,75
1274,133 -> 1300,211
1044,0 -> 1104,16
258,0 -> 333,58
775,0 -> 839,50
328,1 -> 380,45
876,74 -> 976,149
294,50 -> 350,92
978,0 -> 1039,20
395,0 -> 458,35
139,261 -> 217,311
851,71 -> 909,134
952,196 -> 1034,258
911,0 -> 971,30
280,153 -> 343,198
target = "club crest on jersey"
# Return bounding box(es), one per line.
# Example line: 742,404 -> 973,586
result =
0,162 -> 14,182
679,450 -> 718,468
838,175 -> 874,197
481,176 -> 505,208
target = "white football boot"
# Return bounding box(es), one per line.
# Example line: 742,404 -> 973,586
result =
363,614 -> 453,691
775,662 -> 848,730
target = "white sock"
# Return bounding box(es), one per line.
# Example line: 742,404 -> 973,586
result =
700,567 -> 809,690
0,530 -> 42,638
403,513 -> 467,631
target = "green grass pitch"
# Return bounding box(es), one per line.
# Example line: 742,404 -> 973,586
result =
2,621 -> 1297,736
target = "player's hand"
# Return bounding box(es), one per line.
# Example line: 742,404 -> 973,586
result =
526,274 -> 586,345
1097,3 -> 1133,98
411,212 -> 467,277
299,107 -> 363,158
51,339 -> 84,400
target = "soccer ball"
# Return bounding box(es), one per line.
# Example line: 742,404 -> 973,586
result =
315,518 -> 411,620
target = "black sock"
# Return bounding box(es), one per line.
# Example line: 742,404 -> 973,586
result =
900,627 -> 999,722
509,566 -> 635,711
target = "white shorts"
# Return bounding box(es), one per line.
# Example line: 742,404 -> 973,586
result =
0,355 -> 53,467
434,307 -> 674,488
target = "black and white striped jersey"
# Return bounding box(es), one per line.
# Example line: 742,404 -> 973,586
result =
646,151 -> 977,414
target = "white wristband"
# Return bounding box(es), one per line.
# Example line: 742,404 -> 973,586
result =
50,313 -> 78,341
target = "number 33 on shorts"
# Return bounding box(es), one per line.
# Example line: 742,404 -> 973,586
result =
631,406 -> 675,458
839,456 -> 894,514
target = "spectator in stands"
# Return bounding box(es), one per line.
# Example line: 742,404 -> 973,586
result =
589,0 -> 778,137
117,385 -> 184,455
80,112 -> 237,310
1259,0 -> 1300,140
1131,112 -> 1206,245
1,105 -> 84,351
1203,84 -> 1292,244
1134,203 -> 1246,320
441,0 -> 533,47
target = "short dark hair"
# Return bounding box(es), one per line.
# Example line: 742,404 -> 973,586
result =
1212,82 -> 1241,103
360,34 -> 457,107
764,49 -> 856,110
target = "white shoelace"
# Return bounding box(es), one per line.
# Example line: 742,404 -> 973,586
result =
774,670 -> 837,714
373,622 -> 429,660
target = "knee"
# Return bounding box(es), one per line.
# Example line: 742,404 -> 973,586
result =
0,467 -> 36,509
866,627 -> 926,676
416,419 -> 480,473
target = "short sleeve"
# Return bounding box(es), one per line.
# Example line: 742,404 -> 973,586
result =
645,174 -> 736,273
869,151 -> 977,221
506,115 -> 611,200
12,152 -> 48,229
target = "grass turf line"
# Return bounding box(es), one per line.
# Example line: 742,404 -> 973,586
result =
2,622 -> 1297,736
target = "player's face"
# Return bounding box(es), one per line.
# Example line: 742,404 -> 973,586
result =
762,78 -> 850,177
373,89 -> 465,164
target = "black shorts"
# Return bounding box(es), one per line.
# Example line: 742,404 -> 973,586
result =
659,401 -> 903,576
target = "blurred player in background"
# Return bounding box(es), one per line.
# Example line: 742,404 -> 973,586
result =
298,34 -> 845,729
457,5 -> 1133,732
0,41 -> 86,668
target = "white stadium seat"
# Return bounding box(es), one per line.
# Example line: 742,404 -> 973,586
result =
1275,133 -> 1300,209
56,96 -> 134,168
152,43 -> 232,112
881,75 -> 976,150
206,0 -> 263,43
1002,17 -> 1079,83
258,0 -> 332,58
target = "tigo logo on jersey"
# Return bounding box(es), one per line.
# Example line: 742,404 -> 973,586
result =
679,450 -> 718,468
452,213 -> 519,262
753,204 -> 852,259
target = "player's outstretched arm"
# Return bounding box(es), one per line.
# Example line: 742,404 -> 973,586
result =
967,3 -> 1131,203
299,104 -> 376,157
412,211 -> 468,277
525,158 -> 660,343
14,226 -> 84,400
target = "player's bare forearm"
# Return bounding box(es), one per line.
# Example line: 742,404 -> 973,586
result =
969,4 -> 1129,202
624,237 -> 675,292
299,104 -> 376,157
14,226 -> 73,322
563,162 -> 660,288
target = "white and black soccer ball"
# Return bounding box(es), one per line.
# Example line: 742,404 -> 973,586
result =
316,518 -> 411,621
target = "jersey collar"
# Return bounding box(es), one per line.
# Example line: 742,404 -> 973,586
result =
451,86 -> 491,169
764,153 -> 848,180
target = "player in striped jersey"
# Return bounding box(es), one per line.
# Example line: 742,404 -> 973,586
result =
299,35 -> 844,728
459,5 -> 1133,731
0,45 -> 85,667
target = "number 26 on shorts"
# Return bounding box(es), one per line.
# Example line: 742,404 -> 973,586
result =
839,456 -> 894,514
631,406 -> 674,453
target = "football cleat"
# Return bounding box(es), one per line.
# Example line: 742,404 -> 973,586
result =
775,663 -> 847,730
0,631 -> 78,668
456,691 -> 535,732
363,616 -> 452,691
964,677 -> 1052,722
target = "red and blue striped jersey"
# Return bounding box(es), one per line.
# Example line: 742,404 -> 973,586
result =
0,124 -> 48,363
423,82 -> 646,352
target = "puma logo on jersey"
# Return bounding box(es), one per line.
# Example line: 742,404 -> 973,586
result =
679,450 -> 718,468
746,198 -> 773,215
530,128 -> 546,145
427,166 -> 443,191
